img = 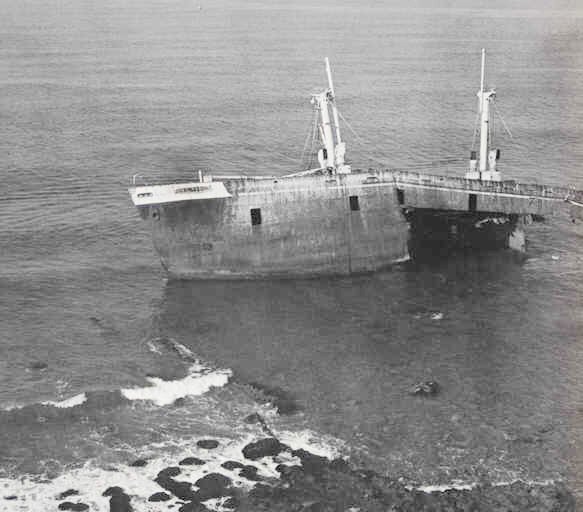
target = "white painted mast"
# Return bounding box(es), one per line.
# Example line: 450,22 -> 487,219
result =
312,58 -> 350,173
467,48 -> 500,181
326,57 -> 342,146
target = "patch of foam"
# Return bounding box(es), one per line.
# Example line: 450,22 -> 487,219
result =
275,429 -> 346,459
430,312 -> 444,320
146,340 -> 162,355
121,365 -> 232,406
412,478 -> 558,494
42,393 -> 87,409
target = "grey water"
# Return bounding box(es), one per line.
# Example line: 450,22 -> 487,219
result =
1,0 -> 583,508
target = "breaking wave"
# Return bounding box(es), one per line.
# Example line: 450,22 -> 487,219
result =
41,393 -> 88,409
121,364 -> 232,406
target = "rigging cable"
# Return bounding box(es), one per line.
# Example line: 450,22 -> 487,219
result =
493,102 -> 514,139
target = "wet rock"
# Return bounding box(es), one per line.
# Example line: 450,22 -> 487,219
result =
129,458 -> 148,467
291,449 -> 329,474
57,489 -> 80,499
178,502 -> 209,512
154,473 -> 197,502
249,382 -> 300,415
410,380 -> 440,396
180,456 -> 206,466
194,473 -> 232,500
221,460 -> 245,470
157,466 -> 182,479
57,502 -> 89,511
196,439 -> 219,449
239,465 -> 262,481
242,438 -> 287,460
102,487 -> 133,512
148,492 -> 171,502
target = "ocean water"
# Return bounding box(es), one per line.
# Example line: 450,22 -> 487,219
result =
1,0 -> 583,509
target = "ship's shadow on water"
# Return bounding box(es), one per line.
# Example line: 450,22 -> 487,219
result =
155,249 -> 572,485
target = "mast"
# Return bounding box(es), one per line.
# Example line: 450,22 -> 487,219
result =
326,57 -> 342,147
467,48 -> 500,181
312,58 -> 350,173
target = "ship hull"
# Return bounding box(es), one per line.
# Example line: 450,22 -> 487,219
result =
138,172 -> 411,279
134,170 -> 526,279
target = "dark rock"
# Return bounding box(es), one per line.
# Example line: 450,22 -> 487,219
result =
248,483 -> 272,499
102,487 -> 125,497
102,486 -> 133,512
179,457 -> 206,466
410,380 -> 440,396
57,503 -> 89,511
194,473 -> 232,500
148,492 -> 171,502
239,465 -> 262,481
178,502 -> 209,512
221,460 -> 245,470
291,449 -> 329,474
243,412 -> 264,424
154,475 -> 197,502
3,495 -> 17,500
248,382 -> 300,415
57,489 -> 80,499
196,439 -> 219,450
157,467 -> 182,479
129,459 -> 148,467
242,438 -> 287,460
29,361 -> 48,370
222,496 -> 239,508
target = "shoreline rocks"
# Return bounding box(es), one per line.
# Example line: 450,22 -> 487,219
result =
242,438 -> 288,460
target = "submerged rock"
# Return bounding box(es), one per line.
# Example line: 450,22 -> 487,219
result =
248,382 -> 300,415
180,457 -> 206,466
29,361 -> 48,371
148,492 -> 171,502
178,502 -> 210,512
197,439 -> 219,450
57,502 -> 89,511
129,459 -> 148,467
222,460 -> 245,471
291,449 -> 329,475
239,465 -> 262,481
242,438 -> 288,460
57,489 -> 80,499
410,381 -> 440,396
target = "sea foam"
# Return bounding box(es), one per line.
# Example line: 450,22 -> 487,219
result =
42,393 -> 88,409
121,365 -> 232,406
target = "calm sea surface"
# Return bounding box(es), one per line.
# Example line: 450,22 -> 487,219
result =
1,0 -> 583,509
